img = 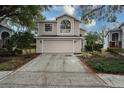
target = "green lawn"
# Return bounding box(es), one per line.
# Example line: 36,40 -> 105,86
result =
86,55 -> 124,74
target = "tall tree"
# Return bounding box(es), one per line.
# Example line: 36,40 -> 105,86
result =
0,5 -> 50,30
80,5 -> 124,24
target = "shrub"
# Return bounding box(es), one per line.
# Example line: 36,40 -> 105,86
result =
85,45 -> 92,51
0,48 -> 7,53
81,52 -> 92,58
0,48 -> 22,56
94,44 -> 103,51
87,56 -> 124,74
85,44 -> 103,51
14,48 -> 22,54
107,48 -> 124,53
0,48 -> 12,57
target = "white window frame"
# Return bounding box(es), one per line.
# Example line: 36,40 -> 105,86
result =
111,32 -> 120,41
57,18 -> 74,35
44,24 -> 52,32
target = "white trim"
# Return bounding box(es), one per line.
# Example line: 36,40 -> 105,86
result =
0,31 -> 12,40
80,39 -> 81,52
44,23 -> 53,32
42,40 -> 43,53
73,20 -> 74,35
73,40 -> 74,53
35,36 -> 83,39
37,23 -> 40,35
111,32 -> 120,41
60,20 -> 71,34
122,28 -> 124,48
58,17 -> 73,35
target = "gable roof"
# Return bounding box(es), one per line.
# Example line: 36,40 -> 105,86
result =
106,22 -> 124,32
119,22 -> 124,28
80,28 -> 86,32
0,24 -> 14,32
105,22 -> 124,37
56,14 -> 81,23
37,20 -> 57,23
37,14 -> 81,23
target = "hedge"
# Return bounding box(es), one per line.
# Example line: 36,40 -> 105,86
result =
85,44 -> 103,51
107,48 -> 124,53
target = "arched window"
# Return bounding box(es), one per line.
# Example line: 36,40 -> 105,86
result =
1,32 -> 10,39
1,32 -> 10,48
60,20 -> 71,33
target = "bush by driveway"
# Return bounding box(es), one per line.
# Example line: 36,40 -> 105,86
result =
86,55 -> 124,74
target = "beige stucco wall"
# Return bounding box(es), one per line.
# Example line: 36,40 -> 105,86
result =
38,22 -> 57,35
36,39 -> 42,53
37,15 -> 82,36
74,21 -> 80,36
74,39 -> 81,53
80,29 -> 86,36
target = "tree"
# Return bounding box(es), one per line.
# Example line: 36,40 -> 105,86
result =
6,31 -> 35,54
85,32 -> 97,51
80,5 -> 124,23
0,5 -> 50,30
6,33 -> 18,53
85,32 -> 103,51
17,31 -> 35,49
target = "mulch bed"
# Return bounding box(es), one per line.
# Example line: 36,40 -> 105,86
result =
0,54 -> 40,71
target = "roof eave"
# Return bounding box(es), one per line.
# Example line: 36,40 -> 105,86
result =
56,14 -> 81,23
80,28 -> 86,32
35,36 -> 84,39
119,22 -> 124,28
0,24 -> 14,32
37,20 -> 57,23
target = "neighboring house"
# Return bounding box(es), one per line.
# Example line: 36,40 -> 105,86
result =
0,24 -> 13,48
35,14 -> 86,53
104,23 -> 124,49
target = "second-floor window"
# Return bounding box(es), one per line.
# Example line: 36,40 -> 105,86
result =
60,20 -> 71,33
45,24 -> 52,32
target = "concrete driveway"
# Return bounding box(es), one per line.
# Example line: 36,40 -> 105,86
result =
0,54 -> 108,88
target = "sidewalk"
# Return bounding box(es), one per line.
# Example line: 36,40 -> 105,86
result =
97,73 -> 124,87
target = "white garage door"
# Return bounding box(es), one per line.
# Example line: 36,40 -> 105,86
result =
43,40 -> 73,53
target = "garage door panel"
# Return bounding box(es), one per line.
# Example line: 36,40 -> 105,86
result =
43,40 -> 73,53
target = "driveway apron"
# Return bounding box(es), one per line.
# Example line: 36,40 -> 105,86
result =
0,54 -> 108,87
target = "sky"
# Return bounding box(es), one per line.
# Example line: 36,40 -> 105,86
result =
42,5 -> 124,32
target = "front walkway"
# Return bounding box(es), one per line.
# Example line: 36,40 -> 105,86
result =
0,54 -> 107,87
98,73 -> 124,87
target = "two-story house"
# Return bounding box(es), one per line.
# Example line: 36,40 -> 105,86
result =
35,14 -> 86,53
